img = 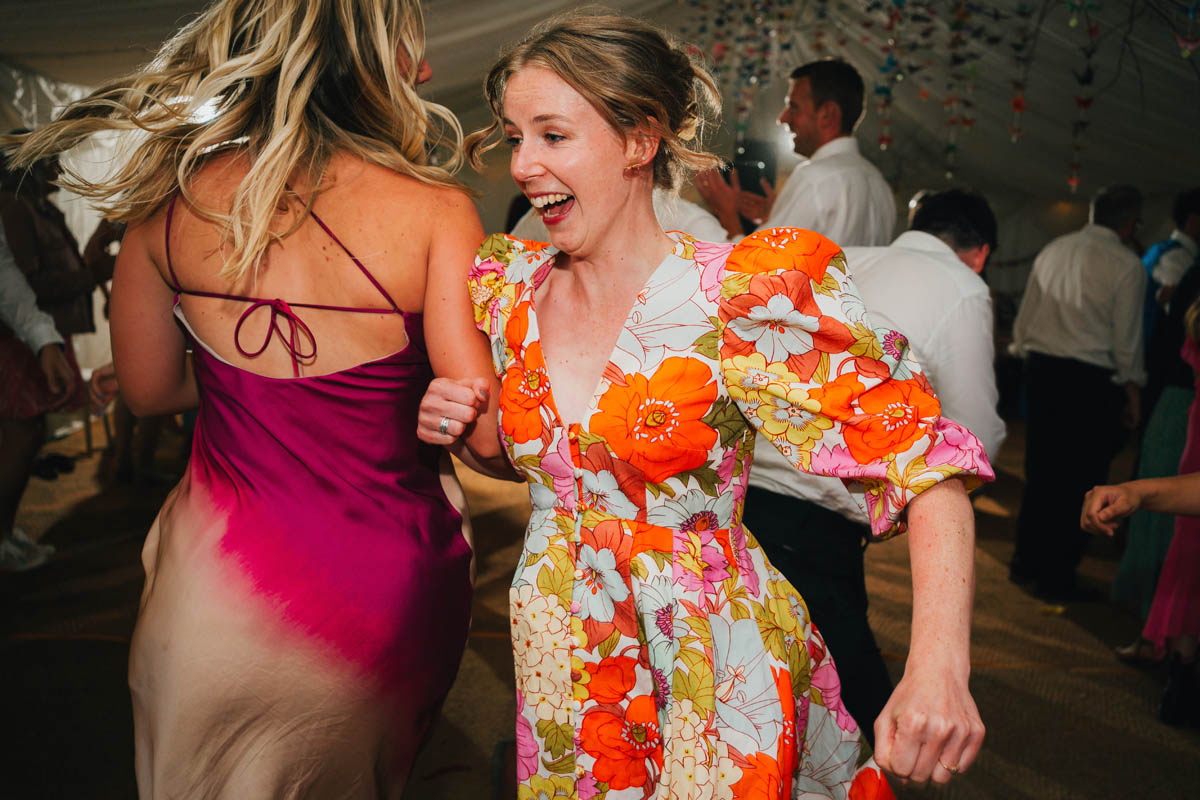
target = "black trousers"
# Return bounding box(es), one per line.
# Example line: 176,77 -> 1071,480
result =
1012,352 -> 1125,594
741,486 -> 893,744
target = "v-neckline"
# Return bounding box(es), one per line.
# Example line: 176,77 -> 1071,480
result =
526,236 -> 686,431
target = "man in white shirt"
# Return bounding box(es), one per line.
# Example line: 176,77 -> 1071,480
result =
695,58 -> 896,246
1149,188 -> 1200,304
739,190 -> 1004,741
1011,185 -> 1145,600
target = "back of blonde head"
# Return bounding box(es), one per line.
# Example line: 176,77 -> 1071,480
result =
6,0 -> 463,282
466,9 -> 722,191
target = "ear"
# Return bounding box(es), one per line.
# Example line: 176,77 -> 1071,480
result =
817,101 -> 843,136
958,243 -> 990,274
625,122 -> 662,171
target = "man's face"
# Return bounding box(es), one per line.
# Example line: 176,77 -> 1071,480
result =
778,77 -> 822,158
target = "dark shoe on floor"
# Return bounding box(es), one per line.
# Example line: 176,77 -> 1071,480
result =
40,453 -> 75,474
1008,563 -> 1037,586
29,458 -> 58,480
1115,638 -> 1164,667
1159,653 -> 1198,726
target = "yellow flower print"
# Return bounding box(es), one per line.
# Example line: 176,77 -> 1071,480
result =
754,387 -> 833,447
518,774 -> 575,800
764,578 -> 808,639
723,353 -> 800,407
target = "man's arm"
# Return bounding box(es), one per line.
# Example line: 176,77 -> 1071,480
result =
1110,259 -> 1147,388
0,227 -> 62,354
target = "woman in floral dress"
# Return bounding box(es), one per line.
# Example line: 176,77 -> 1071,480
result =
419,13 -> 992,799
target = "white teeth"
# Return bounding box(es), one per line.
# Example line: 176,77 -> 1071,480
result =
531,193 -> 571,208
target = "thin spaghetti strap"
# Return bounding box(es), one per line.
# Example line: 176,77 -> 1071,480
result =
163,194 -> 183,291
308,208 -> 402,313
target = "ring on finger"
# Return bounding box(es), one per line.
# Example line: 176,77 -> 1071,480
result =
938,760 -> 960,775
438,416 -> 451,435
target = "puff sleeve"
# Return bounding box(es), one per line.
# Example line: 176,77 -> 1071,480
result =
717,228 -> 994,539
466,233 -> 552,379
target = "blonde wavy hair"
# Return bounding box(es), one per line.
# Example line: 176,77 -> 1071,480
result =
465,9 -> 722,191
3,0 -> 463,282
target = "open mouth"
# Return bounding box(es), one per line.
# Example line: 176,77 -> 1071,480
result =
531,192 -> 575,224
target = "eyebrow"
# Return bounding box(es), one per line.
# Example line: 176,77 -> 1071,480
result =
502,114 -> 570,125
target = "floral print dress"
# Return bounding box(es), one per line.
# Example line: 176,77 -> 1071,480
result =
468,228 -> 992,800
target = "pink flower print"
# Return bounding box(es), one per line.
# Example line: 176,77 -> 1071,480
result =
540,433 -> 578,507
514,691 -> 539,781
925,418 -> 995,480
577,773 -> 601,799
807,443 -> 880,481
882,329 -> 909,360
694,240 -> 733,302
673,525 -> 731,595
810,658 -> 857,733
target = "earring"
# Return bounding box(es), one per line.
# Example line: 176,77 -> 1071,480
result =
624,160 -> 643,175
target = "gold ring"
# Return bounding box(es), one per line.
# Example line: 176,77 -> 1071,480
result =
939,760 -> 960,775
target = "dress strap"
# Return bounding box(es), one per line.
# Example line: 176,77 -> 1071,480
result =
308,208 -> 402,314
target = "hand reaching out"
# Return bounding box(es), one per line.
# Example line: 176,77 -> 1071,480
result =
89,362 -> 118,410
418,376 -> 490,445
1080,484 -> 1142,536
736,178 -> 777,225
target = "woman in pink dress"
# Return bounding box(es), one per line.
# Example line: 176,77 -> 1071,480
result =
1084,293 -> 1200,726
7,0 -> 509,795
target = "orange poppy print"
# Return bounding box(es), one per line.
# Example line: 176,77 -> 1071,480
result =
725,227 -> 844,283
849,767 -> 896,800
500,340 -> 551,443
584,655 -> 638,705
843,378 -> 942,464
590,357 -> 718,484
579,695 -> 663,790
729,751 -> 784,800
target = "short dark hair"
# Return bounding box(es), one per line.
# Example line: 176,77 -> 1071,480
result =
910,189 -> 998,254
1172,187 -> 1200,228
1090,185 -> 1142,231
790,59 -> 864,135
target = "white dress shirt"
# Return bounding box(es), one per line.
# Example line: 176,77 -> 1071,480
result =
745,134 -> 900,509
1152,228 -> 1198,288
0,226 -> 63,354
510,188 -> 728,243
749,231 -> 1006,520
1012,223 -> 1146,386
758,136 -> 896,246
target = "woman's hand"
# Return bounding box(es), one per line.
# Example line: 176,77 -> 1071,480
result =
1080,483 -> 1142,536
38,343 -> 76,399
418,376 -> 490,445
873,659 -> 985,786
89,361 -> 118,409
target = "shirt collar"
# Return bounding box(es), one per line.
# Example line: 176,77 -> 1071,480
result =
1081,223 -> 1123,245
891,230 -> 959,260
1170,228 -> 1199,255
809,135 -> 860,162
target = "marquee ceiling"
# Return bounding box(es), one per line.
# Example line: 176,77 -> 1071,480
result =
1,1 -> 1197,202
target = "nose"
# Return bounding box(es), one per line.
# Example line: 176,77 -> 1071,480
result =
509,140 -> 542,185
777,108 -> 789,127
416,59 -> 433,86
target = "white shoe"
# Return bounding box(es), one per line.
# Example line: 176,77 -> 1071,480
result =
0,535 -> 51,572
10,528 -> 55,557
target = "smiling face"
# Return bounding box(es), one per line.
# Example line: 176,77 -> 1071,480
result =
778,77 -> 823,158
502,66 -> 646,256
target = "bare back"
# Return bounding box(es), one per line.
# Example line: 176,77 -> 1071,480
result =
144,151 -> 473,379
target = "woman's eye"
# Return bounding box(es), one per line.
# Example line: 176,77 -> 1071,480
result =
544,133 -> 565,143
504,136 -> 521,147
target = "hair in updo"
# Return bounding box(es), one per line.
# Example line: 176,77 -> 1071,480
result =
465,10 -> 723,190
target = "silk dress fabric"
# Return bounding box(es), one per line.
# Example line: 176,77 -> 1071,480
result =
129,208 -> 473,798
1142,337 -> 1200,653
468,228 -> 992,800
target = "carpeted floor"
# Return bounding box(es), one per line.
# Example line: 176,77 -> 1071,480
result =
3,417 -> 1199,798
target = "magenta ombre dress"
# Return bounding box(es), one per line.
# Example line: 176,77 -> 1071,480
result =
128,199 -> 473,798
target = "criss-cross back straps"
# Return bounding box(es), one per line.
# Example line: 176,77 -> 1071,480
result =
163,192 -> 404,376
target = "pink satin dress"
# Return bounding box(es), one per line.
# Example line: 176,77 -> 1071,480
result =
129,198 -> 473,798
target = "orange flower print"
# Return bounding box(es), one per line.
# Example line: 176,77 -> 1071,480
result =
501,341 -> 551,443
849,766 -> 896,800
843,378 -> 942,465
590,357 -> 718,484
584,655 -> 638,705
773,667 -> 797,798
579,695 -> 664,790
725,227 -> 844,283
721,271 -> 855,382
729,751 -> 784,800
